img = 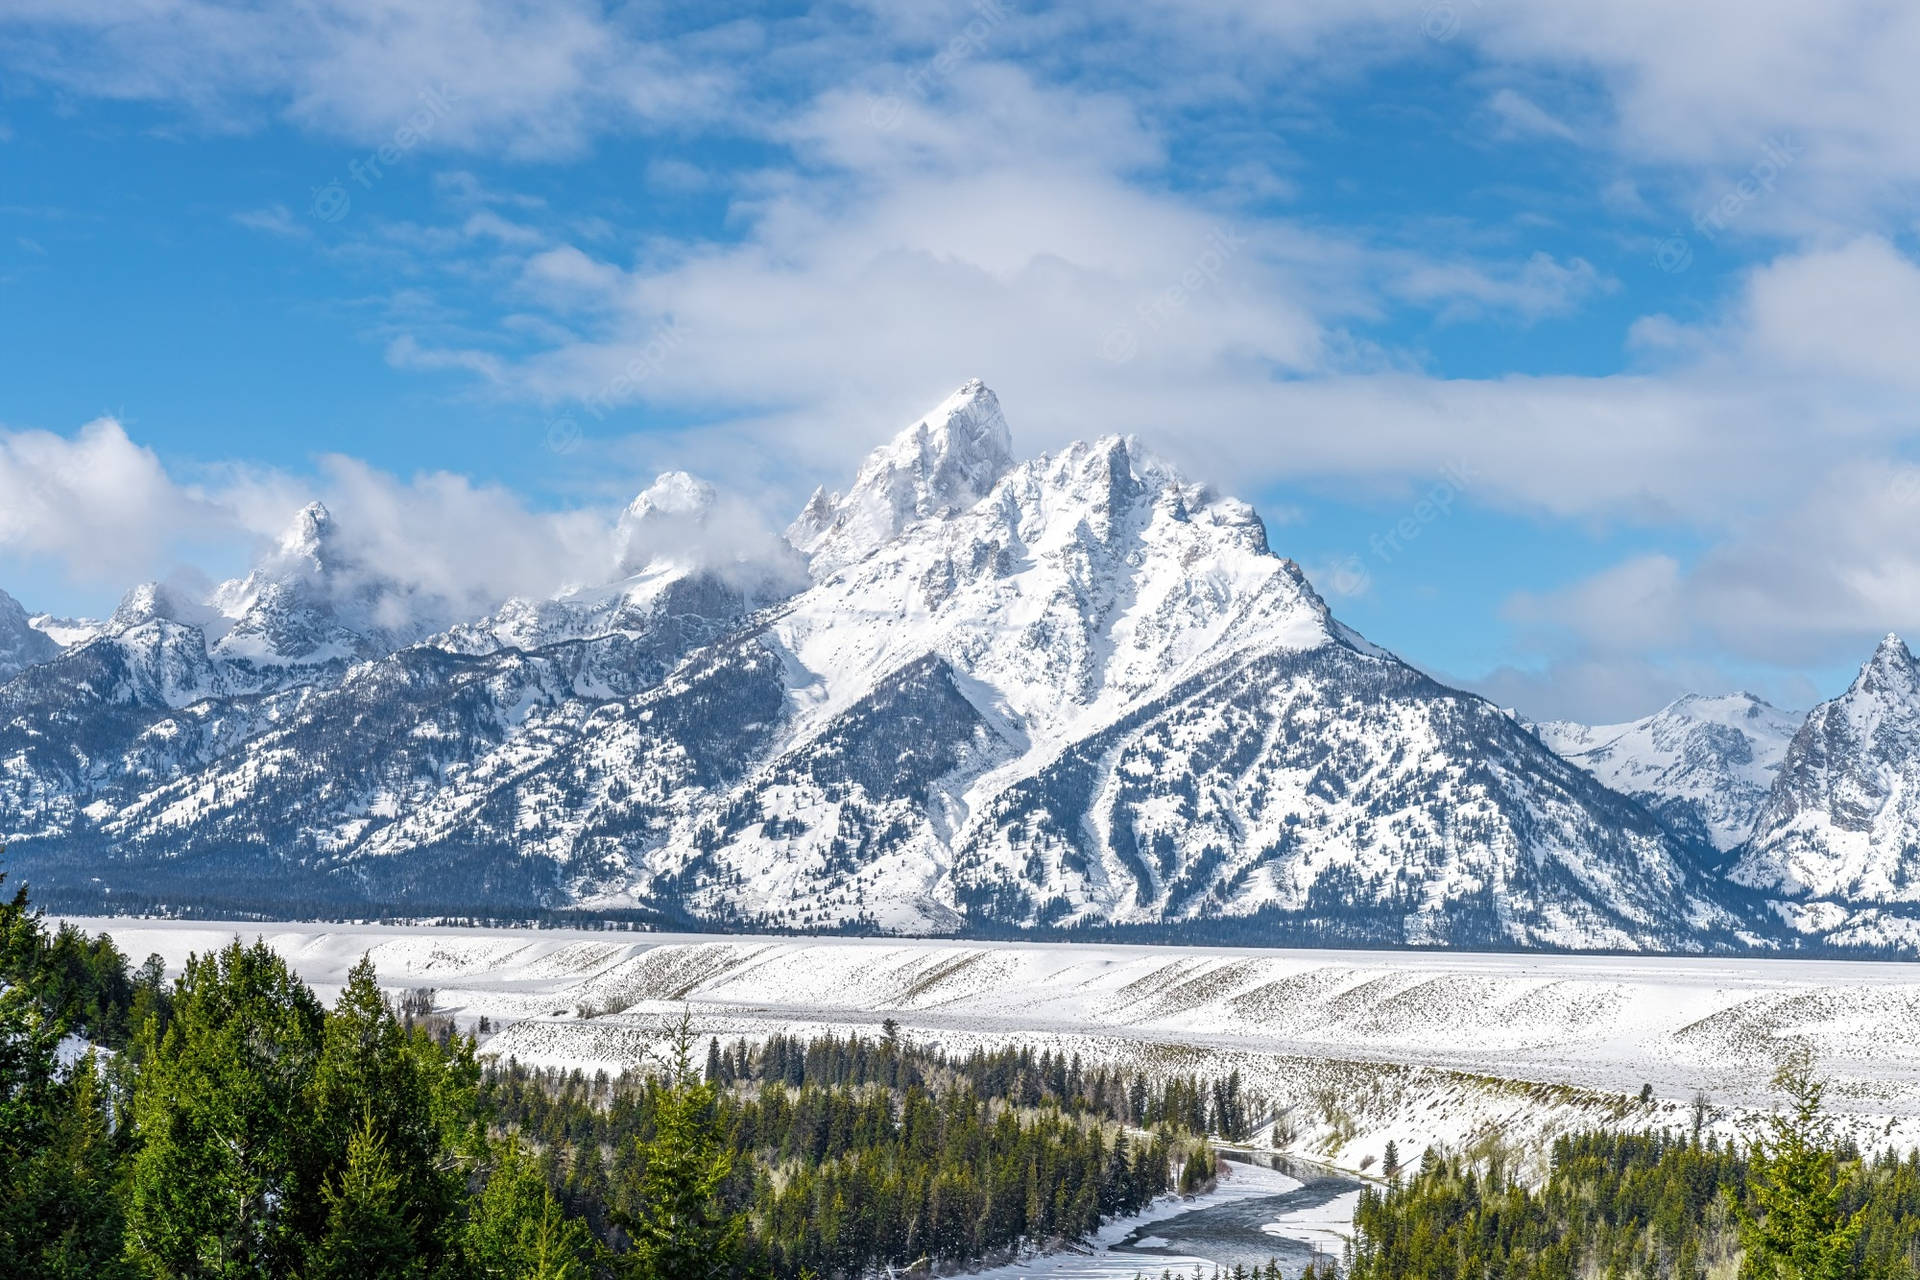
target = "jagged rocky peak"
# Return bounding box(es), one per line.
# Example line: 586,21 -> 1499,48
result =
1855,632 -> 1920,702
626,471 -> 716,521
0,587 -> 60,682
1732,632 -> 1920,905
109,580 -> 201,632
207,500 -> 417,665
788,378 -> 1015,573
278,500 -> 334,565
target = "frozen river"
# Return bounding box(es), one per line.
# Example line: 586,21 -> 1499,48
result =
960,1155 -> 1359,1280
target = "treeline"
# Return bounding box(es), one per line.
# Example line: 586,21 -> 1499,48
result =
0,869 -> 1222,1278
483,1029 -> 1233,1277
695,1028 -> 1260,1139
1348,1063 -> 1920,1279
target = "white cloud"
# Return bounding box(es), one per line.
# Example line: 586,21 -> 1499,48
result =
0,0 -> 738,158
1506,460 -> 1920,673
0,418 -> 231,583
0,415 -> 796,620
232,204 -> 310,239
1485,88 -> 1578,142
1388,251 -> 1613,322
1737,237 -> 1920,387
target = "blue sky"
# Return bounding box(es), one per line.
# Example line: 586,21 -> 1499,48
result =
4,0 -> 1920,721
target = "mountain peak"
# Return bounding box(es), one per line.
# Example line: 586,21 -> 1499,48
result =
0,587 -> 60,683
613,471 -> 720,574
1852,631 -> 1920,699
277,501 -> 334,564
110,581 -> 194,631
624,471 -> 716,523
788,379 -> 1014,574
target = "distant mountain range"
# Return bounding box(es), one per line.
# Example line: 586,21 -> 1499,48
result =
4,380 -> 1919,952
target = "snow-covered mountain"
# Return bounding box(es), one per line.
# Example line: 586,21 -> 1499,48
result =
0,589 -> 59,683
0,379 -> 1906,953
787,378 -> 1014,575
1532,693 -> 1801,853
207,501 -> 443,666
1732,635 -> 1920,913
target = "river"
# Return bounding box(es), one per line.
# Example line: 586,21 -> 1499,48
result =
964,1152 -> 1363,1280
1112,1153 -> 1359,1273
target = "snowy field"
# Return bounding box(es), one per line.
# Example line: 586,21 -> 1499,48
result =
63,919 -> 1920,1177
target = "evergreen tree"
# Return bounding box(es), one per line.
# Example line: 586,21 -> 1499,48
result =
1736,1053 -> 1865,1280
0,869 -> 132,1278
466,1136 -> 596,1280
307,1113 -> 423,1280
124,939 -> 327,1278
308,954 -> 476,1268
616,1018 -> 746,1280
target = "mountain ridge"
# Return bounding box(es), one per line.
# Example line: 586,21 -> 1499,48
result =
0,381 -> 1911,953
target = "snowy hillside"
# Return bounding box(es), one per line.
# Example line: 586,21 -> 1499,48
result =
75,919 -> 1920,1167
1532,693 -> 1801,852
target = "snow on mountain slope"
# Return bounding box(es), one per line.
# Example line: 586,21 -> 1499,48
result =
1532,693 -> 1801,852
607,396 -> 1746,947
0,589 -> 58,683
209,501 -> 436,665
787,378 -> 1014,574
1733,635 -> 1920,906
0,381 -> 1830,950
27,613 -> 103,649
949,644 -> 1744,948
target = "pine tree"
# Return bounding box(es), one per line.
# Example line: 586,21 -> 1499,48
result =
308,954 -> 475,1266
124,939 -> 327,1278
616,1016 -> 745,1280
1734,1053 -> 1864,1280
466,1136 -> 595,1280
308,1113 -> 423,1280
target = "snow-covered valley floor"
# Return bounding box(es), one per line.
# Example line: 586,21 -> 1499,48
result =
63,920 -> 1920,1180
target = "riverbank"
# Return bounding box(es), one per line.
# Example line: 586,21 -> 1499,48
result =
957,1155 -> 1359,1280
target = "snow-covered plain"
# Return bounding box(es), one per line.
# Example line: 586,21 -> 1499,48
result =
65,919 -> 1920,1176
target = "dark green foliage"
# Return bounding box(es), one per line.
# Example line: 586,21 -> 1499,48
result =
464,1137 -> 597,1280
1349,1122 -> 1920,1280
309,957 -> 480,1269
613,1022 -> 741,1280
0,870 -> 134,1279
1735,1053 -> 1866,1280
481,1031 -> 1217,1278
308,1115 -> 425,1280
124,939 -> 329,1277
